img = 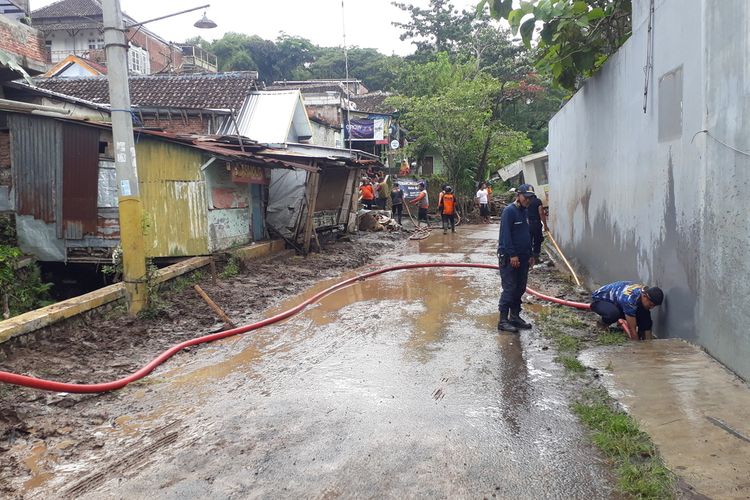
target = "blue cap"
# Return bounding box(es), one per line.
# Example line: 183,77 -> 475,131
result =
517,184 -> 536,197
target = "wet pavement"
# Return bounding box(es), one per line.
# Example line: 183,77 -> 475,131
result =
21,226 -> 619,499
581,340 -> 750,499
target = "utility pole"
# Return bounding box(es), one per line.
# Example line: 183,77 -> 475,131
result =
102,0 -> 148,315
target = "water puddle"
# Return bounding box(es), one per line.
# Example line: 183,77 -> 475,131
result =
22,441 -> 53,493
580,339 -> 750,498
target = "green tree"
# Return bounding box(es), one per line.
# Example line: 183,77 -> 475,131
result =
307,47 -> 404,91
392,0 -> 474,56
479,0 -> 633,90
389,65 -> 530,201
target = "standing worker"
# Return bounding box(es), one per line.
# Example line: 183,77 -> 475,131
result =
375,175 -> 389,210
439,186 -> 457,234
359,179 -> 375,209
497,184 -> 536,332
526,186 -> 548,261
391,182 -> 405,225
476,182 -> 490,224
590,281 -> 664,340
409,181 -> 430,228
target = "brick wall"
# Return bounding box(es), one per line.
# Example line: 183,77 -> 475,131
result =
141,115 -> 209,135
127,29 -> 183,74
0,15 -> 47,73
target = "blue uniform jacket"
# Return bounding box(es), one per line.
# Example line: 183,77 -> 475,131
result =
498,202 -> 532,257
591,281 -> 644,317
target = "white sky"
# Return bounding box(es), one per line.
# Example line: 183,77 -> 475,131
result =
31,0 -> 484,56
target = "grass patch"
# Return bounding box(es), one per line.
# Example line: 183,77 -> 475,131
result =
573,390 -> 675,499
220,255 -> 241,279
555,334 -> 582,352
597,331 -> 628,346
556,354 -> 586,373
552,308 -> 589,329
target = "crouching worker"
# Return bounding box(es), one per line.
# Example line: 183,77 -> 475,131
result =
590,281 -> 664,340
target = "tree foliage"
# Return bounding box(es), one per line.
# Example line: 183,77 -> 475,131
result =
388,55 -> 531,199
188,33 -> 402,91
479,0 -> 632,90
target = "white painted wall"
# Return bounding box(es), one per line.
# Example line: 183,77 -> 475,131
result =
549,0 -> 750,380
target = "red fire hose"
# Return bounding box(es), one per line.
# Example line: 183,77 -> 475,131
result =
0,262 -> 615,394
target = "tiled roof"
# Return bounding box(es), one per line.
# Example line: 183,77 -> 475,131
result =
31,0 -> 103,18
351,91 -> 396,114
267,82 -> 353,96
34,72 -> 259,110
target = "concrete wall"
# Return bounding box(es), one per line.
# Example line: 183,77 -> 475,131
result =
549,0 -> 750,380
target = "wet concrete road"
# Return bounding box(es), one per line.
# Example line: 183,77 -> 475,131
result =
34,227 -> 618,499
581,339 -> 750,499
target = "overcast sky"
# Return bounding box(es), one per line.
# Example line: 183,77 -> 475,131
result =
31,0 -> 486,56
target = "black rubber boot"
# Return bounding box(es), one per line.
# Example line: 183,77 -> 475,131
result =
510,312 -> 532,330
497,313 -> 519,333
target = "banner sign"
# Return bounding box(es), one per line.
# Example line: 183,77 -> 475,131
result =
230,164 -> 268,185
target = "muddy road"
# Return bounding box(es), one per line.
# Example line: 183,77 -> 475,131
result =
2,226 -> 619,498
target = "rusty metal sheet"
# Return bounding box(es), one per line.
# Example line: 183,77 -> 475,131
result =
62,123 -> 99,239
8,113 -> 62,223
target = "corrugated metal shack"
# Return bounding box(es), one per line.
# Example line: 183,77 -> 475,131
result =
6,111 -> 302,263
216,89 -> 382,252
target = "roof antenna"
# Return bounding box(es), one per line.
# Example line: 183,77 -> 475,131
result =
342,0 -> 352,153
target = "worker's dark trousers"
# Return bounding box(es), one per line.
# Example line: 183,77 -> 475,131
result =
590,300 -> 653,339
529,219 -> 544,257
376,197 -> 387,209
498,255 -> 530,317
442,213 -> 455,231
392,204 -> 403,224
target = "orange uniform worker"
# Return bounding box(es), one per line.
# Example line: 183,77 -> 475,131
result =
359,181 -> 375,209
439,186 -> 457,234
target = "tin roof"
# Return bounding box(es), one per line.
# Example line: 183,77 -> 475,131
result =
220,90 -> 313,145
34,72 -> 259,110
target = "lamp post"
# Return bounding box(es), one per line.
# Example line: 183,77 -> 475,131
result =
102,1 -> 216,314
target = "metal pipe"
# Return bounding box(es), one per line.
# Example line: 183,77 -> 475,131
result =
0,98 -> 72,115
126,4 -> 210,28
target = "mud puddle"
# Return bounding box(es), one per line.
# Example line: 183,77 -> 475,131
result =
0,232 -> 409,498
581,340 -> 750,499
53,225 -> 620,499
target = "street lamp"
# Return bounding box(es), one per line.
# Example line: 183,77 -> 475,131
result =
102,1 -> 216,315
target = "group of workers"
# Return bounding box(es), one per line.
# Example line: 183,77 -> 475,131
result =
497,183 -> 664,339
360,178 -> 459,234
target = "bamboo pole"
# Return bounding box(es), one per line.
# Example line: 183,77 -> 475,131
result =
193,285 -> 236,330
545,230 -> 582,287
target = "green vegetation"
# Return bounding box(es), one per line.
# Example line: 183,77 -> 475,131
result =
480,0 -> 633,91
597,331 -> 628,346
0,244 -> 53,318
220,256 -> 241,280
556,354 -> 586,373
574,389 -> 675,498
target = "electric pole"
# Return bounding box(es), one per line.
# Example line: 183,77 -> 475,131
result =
102,0 -> 148,314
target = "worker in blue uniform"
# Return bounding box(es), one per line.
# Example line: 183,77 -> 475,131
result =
590,281 -> 664,340
497,184 -> 536,333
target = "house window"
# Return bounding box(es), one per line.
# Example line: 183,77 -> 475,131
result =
88,38 -> 104,50
128,45 -> 151,74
